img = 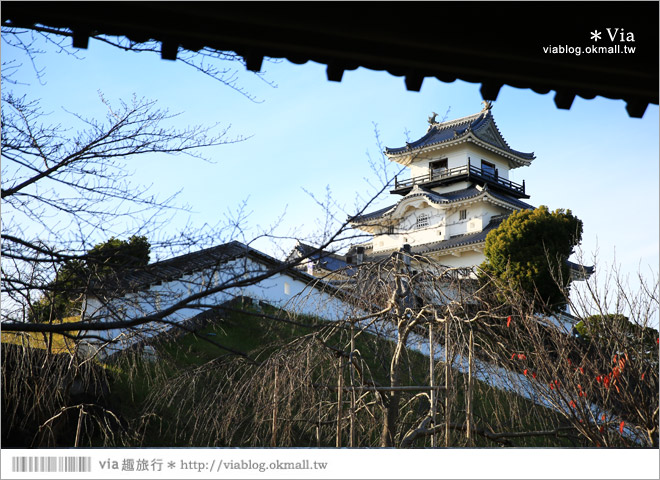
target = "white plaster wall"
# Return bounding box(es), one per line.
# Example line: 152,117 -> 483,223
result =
372,204 -> 445,253
234,258 -> 352,321
405,145 -> 512,181
431,181 -> 471,194
408,147 -> 469,179
370,199 -> 509,254
445,201 -> 508,238
82,256 -> 355,355
427,250 -> 485,269
466,147 -> 510,180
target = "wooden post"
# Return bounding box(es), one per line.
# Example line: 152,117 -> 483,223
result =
466,329 -> 474,446
429,320 -> 436,448
74,406 -> 85,448
271,365 -> 278,447
336,357 -> 343,448
349,324 -> 357,448
316,399 -> 322,447
444,318 -> 450,447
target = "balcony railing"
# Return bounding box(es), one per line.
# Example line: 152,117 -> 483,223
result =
393,160 -> 525,196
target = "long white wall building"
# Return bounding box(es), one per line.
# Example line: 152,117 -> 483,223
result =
82,241 -> 354,355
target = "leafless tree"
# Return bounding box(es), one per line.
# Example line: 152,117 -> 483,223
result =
1,90 -> 243,320
1,26 -> 384,336
139,251 -> 640,448
0,27 -> 395,448
463,257 -> 659,448
1,25 -> 277,102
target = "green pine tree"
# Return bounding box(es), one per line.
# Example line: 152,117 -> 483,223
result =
30,235 -> 150,322
480,206 -> 583,313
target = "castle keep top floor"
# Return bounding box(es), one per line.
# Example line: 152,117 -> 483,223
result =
349,104 -> 538,263
386,103 -> 535,198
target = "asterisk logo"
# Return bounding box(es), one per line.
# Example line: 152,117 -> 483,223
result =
590,30 -> 601,41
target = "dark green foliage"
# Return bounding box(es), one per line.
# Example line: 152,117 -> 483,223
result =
574,314 -> 629,339
575,314 -> 659,356
480,206 -> 583,313
87,235 -> 150,272
30,236 -> 150,322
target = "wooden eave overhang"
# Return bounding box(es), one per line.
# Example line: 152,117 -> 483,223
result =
351,186 -> 532,231
385,131 -> 534,168
1,2 -> 656,118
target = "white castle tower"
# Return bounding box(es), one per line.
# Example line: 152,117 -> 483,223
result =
350,102 -> 536,269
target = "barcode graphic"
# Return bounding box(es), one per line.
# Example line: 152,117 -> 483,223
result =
11,456 -> 92,473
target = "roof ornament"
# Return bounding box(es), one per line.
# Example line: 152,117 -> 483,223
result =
427,112 -> 438,124
481,100 -> 493,111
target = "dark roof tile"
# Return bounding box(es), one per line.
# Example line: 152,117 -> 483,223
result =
385,109 -> 534,161
91,241 -> 327,295
287,242 -> 349,272
351,186 -> 533,224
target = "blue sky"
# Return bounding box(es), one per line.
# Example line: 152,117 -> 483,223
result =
4,32 -> 658,300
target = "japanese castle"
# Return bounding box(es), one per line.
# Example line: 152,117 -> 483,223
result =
348,101 -> 533,268
290,102 -> 592,281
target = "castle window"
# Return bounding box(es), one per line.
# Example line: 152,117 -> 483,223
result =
429,159 -> 448,177
459,209 -> 467,221
284,282 -> 291,295
415,213 -> 429,229
387,225 -> 395,235
481,160 -> 496,178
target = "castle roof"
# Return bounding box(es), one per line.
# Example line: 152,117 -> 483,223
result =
350,185 -> 534,225
90,240 -> 322,295
385,105 -> 535,166
416,215 -> 505,255
365,215 -> 508,261
286,241 -> 350,272
361,216 -> 594,278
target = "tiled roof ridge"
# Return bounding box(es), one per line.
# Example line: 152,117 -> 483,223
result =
292,240 -> 346,261
472,117 -> 537,160
427,110 -> 485,132
352,186 -> 534,225
566,259 -> 595,274
473,111 -> 510,149
351,186 -> 488,223
348,203 -> 397,223
409,185 -> 448,203
385,108 -> 534,162
146,240 -> 247,269
93,239 -> 344,296
386,107 -> 489,155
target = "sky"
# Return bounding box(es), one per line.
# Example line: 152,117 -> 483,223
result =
3,29 -> 658,315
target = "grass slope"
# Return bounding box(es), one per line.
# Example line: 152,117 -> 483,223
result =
101,300 -> 582,447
